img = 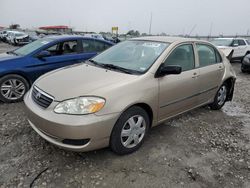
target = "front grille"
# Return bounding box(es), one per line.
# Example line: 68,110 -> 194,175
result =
32,86 -> 54,108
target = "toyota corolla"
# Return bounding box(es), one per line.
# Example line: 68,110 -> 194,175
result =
24,37 -> 236,155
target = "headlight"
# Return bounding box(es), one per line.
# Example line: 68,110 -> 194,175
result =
54,97 -> 105,115
243,57 -> 250,64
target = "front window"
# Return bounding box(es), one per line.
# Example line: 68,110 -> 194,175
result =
14,38 -> 53,56
163,44 -> 195,72
92,40 -> 169,74
211,39 -> 233,47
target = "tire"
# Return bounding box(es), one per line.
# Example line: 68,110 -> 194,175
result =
13,39 -> 17,46
110,106 -> 150,155
241,66 -> 247,73
209,83 -> 228,110
0,74 -> 29,103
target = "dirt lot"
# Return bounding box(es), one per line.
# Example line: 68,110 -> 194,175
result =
0,41 -> 249,188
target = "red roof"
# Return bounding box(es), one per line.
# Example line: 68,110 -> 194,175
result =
39,25 -> 69,30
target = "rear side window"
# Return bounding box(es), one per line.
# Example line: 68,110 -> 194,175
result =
215,49 -> 222,63
164,44 -> 195,72
238,40 -> 246,46
232,40 -> 239,46
82,40 -> 111,53
197,44 -> 218,67
246,40 -> 250,45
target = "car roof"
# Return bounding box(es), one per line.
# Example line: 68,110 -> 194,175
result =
130,36 -> 206,44
45,35 -> 113,43
213,38 -> 246,40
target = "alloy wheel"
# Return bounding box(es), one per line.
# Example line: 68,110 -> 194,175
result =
0,79 -> 26,100
217,85 -> 227,106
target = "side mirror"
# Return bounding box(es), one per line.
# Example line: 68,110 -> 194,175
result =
232,43 -> 239,47
36,50 -> 51,59
155,64 -> 182,78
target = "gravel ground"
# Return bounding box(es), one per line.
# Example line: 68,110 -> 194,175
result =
0,42 -> 249,188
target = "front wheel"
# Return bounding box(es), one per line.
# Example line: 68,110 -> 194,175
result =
209,84 -> 228,110
110,106 -> 150,155
0,74 -> 29,103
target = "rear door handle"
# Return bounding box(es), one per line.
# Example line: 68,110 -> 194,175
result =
192,72 -> 199,78
218,65 -> 223,71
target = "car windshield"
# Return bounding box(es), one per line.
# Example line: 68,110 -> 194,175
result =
14,38 -> 53,56
15,33 -> 25,37
211,39 -> 233,47
92,40 -> 169,74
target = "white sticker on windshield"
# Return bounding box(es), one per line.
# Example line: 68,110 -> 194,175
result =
143,42 -> 161,47
140,67 -> 146,71
41,41 -> 49,45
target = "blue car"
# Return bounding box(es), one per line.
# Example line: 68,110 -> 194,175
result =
0,35 -> 113,102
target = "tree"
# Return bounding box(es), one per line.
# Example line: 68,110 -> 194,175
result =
9,24 -> 20,29
127,30 -> 140,36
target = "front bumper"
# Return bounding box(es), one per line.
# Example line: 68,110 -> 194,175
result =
24,90 -> 120,152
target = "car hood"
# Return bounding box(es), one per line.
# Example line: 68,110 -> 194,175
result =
0,53 -> 21,61
16,35 -> 29,39
35,64 -> 138,101
217,46 -> 230,48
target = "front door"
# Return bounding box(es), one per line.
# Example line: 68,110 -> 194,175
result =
158,43 -> 200,121
28,40 -> 86,80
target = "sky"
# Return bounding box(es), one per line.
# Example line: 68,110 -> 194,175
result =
1,0 -> 250,36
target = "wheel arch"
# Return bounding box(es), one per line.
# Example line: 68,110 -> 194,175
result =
223,77 -> 236,101
119,102 -> 154,128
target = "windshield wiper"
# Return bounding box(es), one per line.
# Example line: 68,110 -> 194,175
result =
100,64 -> 138,74
88,60 -> 140,75
7,51 -> 18,56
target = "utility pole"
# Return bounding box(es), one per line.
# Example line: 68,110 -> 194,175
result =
209,22 -> 213,37
149,12 -> 152,35
188,24 -> 196,37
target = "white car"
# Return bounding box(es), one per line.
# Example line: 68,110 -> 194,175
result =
6,31 -> 29,45
84,33 -> 105,40
211,38 -> 250,61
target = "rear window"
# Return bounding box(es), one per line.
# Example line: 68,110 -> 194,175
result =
197,44 -> 217,67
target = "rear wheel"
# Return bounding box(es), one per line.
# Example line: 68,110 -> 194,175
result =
209,83 -> 228,110
0,74 -> 29,103
110,106 -> 150,155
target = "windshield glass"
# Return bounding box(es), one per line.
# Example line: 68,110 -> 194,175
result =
92,40 -> 169,73
14,38 -> 53,56
211,39 -> 233,47
15,33 -> 25,37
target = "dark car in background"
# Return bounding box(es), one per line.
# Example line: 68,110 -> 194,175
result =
0,35 -> 113,102
241,54 -> 250,73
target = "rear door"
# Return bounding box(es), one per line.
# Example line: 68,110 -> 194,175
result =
158,43 -> 200,121
195,43 -> 224,104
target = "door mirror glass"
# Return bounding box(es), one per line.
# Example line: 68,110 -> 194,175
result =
156,64 -> 182,77
36,50 -> 51,59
